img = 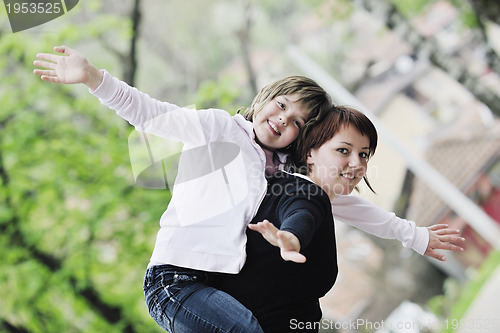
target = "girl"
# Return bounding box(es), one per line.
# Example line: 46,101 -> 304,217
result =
34,46 -> 331,332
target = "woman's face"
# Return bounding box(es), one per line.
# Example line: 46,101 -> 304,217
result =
307,125 -> 370,200
253,93 -> 308,151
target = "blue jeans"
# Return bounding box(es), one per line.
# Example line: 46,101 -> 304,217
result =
143,265 -> 264,333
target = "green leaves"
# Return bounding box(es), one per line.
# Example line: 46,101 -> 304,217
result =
1,22 -> 165,333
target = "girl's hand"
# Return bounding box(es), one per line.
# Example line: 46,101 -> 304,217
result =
424,224 -> 465,261
33,46 -> 103,90
248,220 -> 306,263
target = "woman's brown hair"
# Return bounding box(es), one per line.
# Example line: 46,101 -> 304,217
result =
291,105 -> 378,192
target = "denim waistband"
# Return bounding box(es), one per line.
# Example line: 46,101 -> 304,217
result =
147,264 -> 220,284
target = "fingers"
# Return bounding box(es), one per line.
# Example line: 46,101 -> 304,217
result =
32,68 -> 59,82
436,234 -> 465,243
40,75 -> 62,83
33,60 -> 56,70
427,224 -> 449,231
33,51 -> 61,82
425,224 -> 467,260
428,224 -> 461,236
435,228 -> 461,236
281,250 -> 306,263
34,46 -> 71,63
34,46 -> 71,64
434,236 -> 465,252
33,68 -> 55,76
248,220 -> 272,232
425,231 -> 465,261
425,248 -> 446,261
248,221 -> 262,231
248,220 -> 280,247
445,243 -> 465,253
54,45 -> 72,54
43,77 -> 60,83
35,52 -> 63,63
247,223 -> 259,231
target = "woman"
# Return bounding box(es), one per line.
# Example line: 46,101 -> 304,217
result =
214,105 -> 378,332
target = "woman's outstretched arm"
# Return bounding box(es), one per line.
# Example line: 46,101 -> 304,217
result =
248,220 -> 306,263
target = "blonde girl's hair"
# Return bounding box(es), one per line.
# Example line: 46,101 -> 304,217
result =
241,76 -> 331,123
239,75 -> 332,154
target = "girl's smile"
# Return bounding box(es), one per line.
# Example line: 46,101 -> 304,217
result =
267,120 -> 281,135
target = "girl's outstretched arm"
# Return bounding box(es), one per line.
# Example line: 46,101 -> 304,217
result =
33,46 -> 103,91
34,46 -> 219,145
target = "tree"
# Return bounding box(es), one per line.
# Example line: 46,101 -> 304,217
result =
0,2 -> 164,332
238,0 -> 258,97
99,0 -> 142,86
1,0 -> 258,330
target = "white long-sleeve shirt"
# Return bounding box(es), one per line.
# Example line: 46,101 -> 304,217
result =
91,71 -> 428,275
332,194 -> 428,255
292,174 -> 429,255
92,71 -> 268,273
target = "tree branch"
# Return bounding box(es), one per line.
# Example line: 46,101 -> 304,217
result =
124,0 -> 142,86
238,0 -> 258,96
0,320 -> 29,333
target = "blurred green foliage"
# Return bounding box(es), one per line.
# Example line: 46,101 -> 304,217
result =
392,0 -> 478,30
392,0 -> 437,17
0,4 -> 169,333
194,75 -> 243,112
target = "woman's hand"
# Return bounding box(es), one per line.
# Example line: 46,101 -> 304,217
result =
33,46 -> 103,91
249,220 -> 306,263
424,224 -> 465,261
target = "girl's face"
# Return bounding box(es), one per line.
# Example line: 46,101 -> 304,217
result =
253,93 -> 308,151
307,125 -> 370,200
